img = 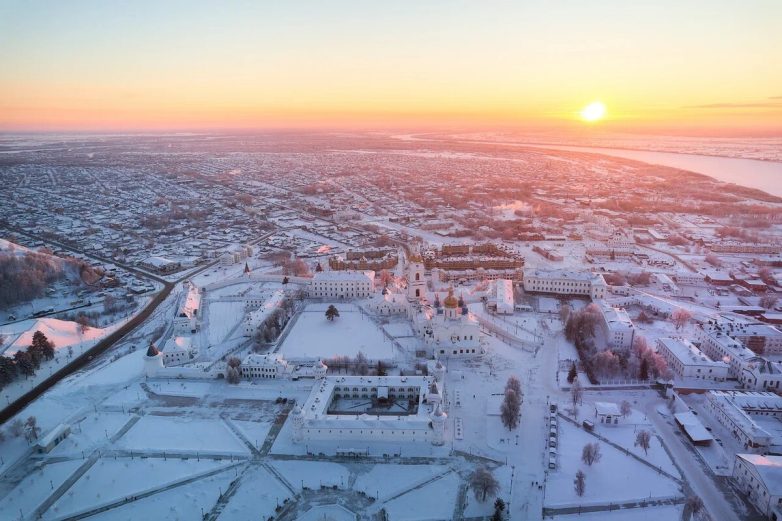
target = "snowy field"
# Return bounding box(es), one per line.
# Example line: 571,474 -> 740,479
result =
271,460 -> 350,489
204,301 -> 245,345
353,464 -> 450,501
46,459 -> 232,519
0,460 -> 84,518
381,321 -> 415,337
117,416 -> 249,455
552,504 -> 684,520
382,471 -> 461,520
545,421 -> 682,507
84,467 -> 237,521
215,466 -> 293,521
278,303 -> 395,360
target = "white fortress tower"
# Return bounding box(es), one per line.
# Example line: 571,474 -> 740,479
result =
291,406 -> 304,443
314,360 -> 328,379
430,402 -> 447,446
433,359 -> 446,382
407,253 -> 427,300
143,344 -> 164,378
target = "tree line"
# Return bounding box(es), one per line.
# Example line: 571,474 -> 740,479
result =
0,330 -> 56,389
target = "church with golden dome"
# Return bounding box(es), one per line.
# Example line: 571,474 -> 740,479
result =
405,258 -> 484,359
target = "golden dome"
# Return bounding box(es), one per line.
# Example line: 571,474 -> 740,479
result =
443,288 -> 458,308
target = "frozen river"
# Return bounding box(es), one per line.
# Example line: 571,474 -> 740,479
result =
519,143 -> 782,198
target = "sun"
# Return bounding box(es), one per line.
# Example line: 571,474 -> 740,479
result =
580,101 -> 606,122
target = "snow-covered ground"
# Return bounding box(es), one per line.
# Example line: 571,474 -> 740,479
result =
545,421 -> 682,508
0,247 -> 754,521
117,416 -> 250,455
0,317 -> 127,406
277,303 -> 395,360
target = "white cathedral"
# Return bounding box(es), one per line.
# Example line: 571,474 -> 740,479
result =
406,254 -> 484,359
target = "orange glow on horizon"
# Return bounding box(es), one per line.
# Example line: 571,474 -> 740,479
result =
1,2 -> 780,136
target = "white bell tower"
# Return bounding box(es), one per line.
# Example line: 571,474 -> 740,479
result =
407,254 -> 426,300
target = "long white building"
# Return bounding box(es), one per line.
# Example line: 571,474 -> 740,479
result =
292,375 -> 446,446
732,454 -> 782,519
243,289 -> 286,337
309,270 -> 374,299
174,282 -> 201,334
489,279 -> 514,315
707,391 -> 782,453
523,269 -> 607,300
656,337 -> 728,382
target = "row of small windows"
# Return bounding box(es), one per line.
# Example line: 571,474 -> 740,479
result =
440,349 -> 478,355
334,386 -> 417,393
306,429 -> 427,436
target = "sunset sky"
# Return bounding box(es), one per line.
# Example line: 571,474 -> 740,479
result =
1,0 -> 780,134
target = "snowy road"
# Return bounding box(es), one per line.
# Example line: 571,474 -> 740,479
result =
644,401 -> 743,521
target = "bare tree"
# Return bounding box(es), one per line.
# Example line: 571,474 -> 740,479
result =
469,467 -> 500,502
226,366 -> 241,384
620,400 -> 632,419
505,375 -> 522,397
559,304 -> 571,324
354,351 -> 369,376
379,269 -> 394,288
574,470 -> 586,497
686,496 -> 704,517
570,379 -> 583,413
567,362 -> 577,384
581,442 -> 602,466
76,314 -> 90,335
24,416 -> 41,443
760,295 -> 778,310
704,253 -> 721,267
635,430 -> 651,455
9,419 -> 24,437
671,308 -> 692,331
500,388 -> 521,431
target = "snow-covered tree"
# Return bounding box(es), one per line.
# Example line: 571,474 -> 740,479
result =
567,362 -> 577,384
620,400 -> 632,418
492,498 -> 506,521
325,305 -> 340,321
